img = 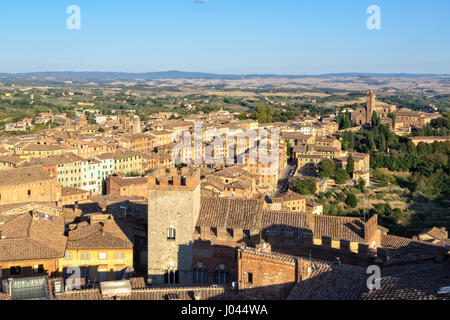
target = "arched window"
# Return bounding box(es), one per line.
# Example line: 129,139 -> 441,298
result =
215,267 -> 230,284
164,269 -> 179,284
193,268 -> 208,284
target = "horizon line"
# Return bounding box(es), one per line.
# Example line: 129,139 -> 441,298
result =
1,70 -> 450,78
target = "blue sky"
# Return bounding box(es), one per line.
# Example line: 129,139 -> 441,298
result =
0,0 -> 449,74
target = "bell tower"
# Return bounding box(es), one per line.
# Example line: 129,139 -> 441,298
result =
366,90 -> 376,123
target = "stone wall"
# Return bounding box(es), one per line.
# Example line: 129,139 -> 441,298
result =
0,179 -> 61,206
147,180 -> 201,284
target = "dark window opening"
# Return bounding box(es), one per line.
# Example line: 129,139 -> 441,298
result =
10,266 -> 22,276
248,272 -> 253,284
33,265 -> 44,275
165,270 -> 179,284
215,270 -> 229,284
167,228 -> 176,240
193,268 -> 208,284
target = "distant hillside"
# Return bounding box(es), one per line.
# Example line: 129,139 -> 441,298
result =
0,71 -> 449,81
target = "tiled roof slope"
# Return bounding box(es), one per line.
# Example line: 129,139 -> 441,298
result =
0,212 -> 66,262
197,197 -> 365,242
0,166 -> 53,186
381,234 -> 413,249
313,215 -> 364,242
67,216 -> 133,250
197,197 -> 264,230
54,286 -> 231,300
288,260 -> 367,300
361,261 -> 450,300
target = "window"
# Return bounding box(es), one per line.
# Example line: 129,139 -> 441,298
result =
33,264 -> 44,274
27,190 -> 31,196
215,270 -> 229,284
116,252 -> 124,260
65,253 -> 72,260
193,268 -> 208,284
99,252 -> 107,260
81,253 -> 89,260
79,268 -> 89,282
167,228 -> 176,240
248,272 -> 253,284
98,269 -> 107,282
164,270 -> 179,284
10,266 -> 21,276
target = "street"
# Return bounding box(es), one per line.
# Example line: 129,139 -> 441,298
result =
268,161 -> 297,200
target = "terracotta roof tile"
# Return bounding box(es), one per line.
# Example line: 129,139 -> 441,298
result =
67,215 -> 133,250
0,212 -> 66,262
0,166 -> 53,186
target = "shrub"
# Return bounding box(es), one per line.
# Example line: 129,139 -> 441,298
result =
345,193 -> 358,208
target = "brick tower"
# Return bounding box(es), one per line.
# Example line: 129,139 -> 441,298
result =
366,89 -> 376,123
147,167 -> 201,284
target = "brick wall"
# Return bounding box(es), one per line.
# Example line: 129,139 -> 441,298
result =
236,245 -> 310,300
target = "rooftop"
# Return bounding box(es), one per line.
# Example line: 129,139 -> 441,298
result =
197,197 -> 365,242
0,211 -> 66,262
66,214 -> 134,250
0,166 -> 54,186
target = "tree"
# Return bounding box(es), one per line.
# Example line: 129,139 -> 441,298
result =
387,112 -> 396,129
286,139 -> 293,157
251,104 -> 275,124
380,134 -> 386,152
346,154 -> 355,177
345,193 -> 358,208
379,175 -> 390,187
294,178 -> 317,195
335,168 -> 350,185
342,131 -> 355,151
337,192 -> 347,202
371,111 -> 380,127
337,112 -> 352,129
357,178 -> 366,193
391,208 -> 404,222
237,112 -> 246,121
318,159 -> 335,179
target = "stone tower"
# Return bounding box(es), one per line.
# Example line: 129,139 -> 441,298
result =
366,90 -> 376,123
147,168 -> 201,284
132,115 -> 141,134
